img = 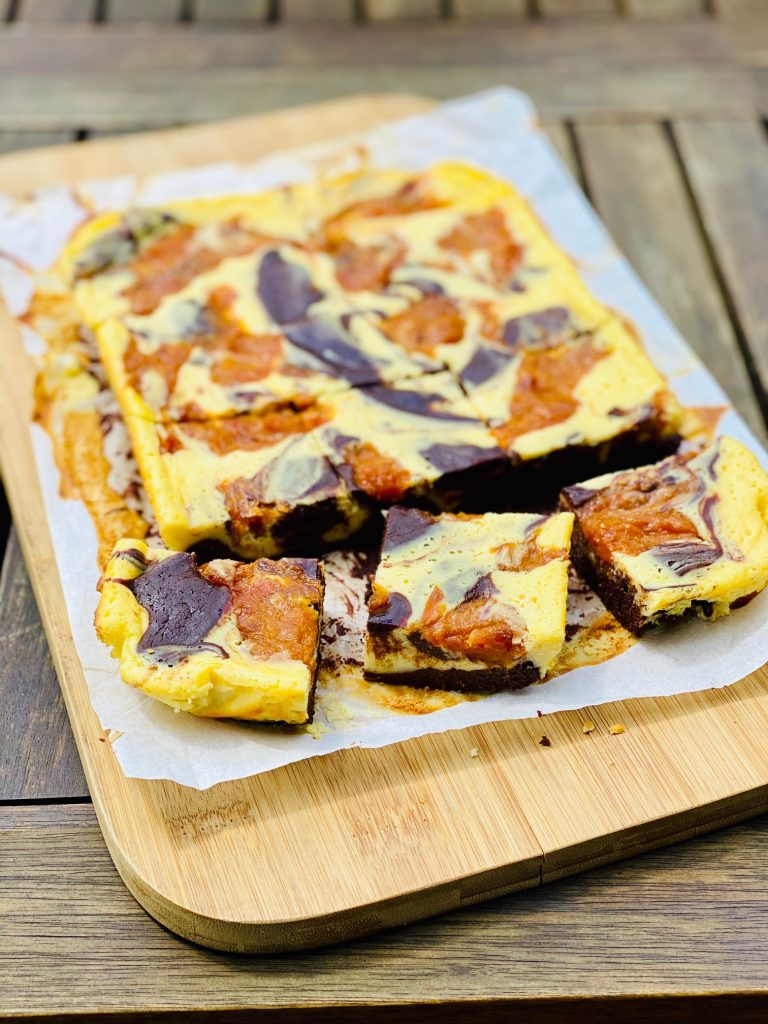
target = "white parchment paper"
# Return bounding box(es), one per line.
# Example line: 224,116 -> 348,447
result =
3,89 -> 768,788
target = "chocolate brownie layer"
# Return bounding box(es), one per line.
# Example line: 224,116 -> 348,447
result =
497,424 -> 681,510
564,513 -> 649,635
364,506 -> 573,691
364,660 -> 539,693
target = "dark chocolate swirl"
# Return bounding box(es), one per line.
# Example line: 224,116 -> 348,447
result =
125,552 -> 230,665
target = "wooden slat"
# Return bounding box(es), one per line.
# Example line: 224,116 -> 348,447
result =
3,803 -> 768,1018
0,63 -> 755,130
625,0 -> 704,14
195,0 -> 270,19
0,533 -> 88,801
365,0 -> 442,18
720,22 -> 768,72
0,19 -> 734,70
0,128 -> 74,153
16,0 -> 95,19
279,0 -> 354,20
453,0 -> 527,15
716,0 -> 766,16
540,0 -> 617,14
576,120 -> 766,437
107,0 -> 181,21
674,118 -> 768,417
750,68 -> 768,110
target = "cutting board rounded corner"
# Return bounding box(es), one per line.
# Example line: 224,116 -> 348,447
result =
119,861 -> 544,954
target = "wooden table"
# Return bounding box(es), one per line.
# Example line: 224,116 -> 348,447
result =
3,1 -> 768,1020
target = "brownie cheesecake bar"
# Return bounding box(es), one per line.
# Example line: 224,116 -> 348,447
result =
560,436 -> 768,634
364,506 -> 574,691
315,371 -> 507,511
94,257 -> 446,424
452,309 -> 683,498
127,405 -> 368,558
95,539 -> 324,723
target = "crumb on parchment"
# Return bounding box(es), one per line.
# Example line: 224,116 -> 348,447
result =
306,722 -> 329,739
582,721 -> 595,734
98,728 -> 124,744
608,723 -> 626,735
469,747 -> 479,758
539,735 -> 551,747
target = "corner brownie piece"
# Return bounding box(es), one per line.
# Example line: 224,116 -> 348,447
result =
454,311 -> 682,499
126,405 -> 368,558
63,192 -> 310,323
364,506 -> 574,692
95,539 -> 325,723
560,436 -> 768,634
316,371 -> 507,511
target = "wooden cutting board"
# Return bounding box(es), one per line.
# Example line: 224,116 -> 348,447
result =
2,94 -> 768,954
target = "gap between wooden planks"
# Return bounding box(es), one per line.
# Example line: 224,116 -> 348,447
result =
2,94 -> 768,953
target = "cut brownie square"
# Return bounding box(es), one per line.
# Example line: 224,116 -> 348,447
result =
439,266 -> 610,394
560,436 -> 768,634
126,405 -> 368,559
316,162 -> 567,295
364,506 -> 574,691
96,250 -> 443,423
315,371 -> 507,511
95,539 -> 324,723
456,313 -> 682,498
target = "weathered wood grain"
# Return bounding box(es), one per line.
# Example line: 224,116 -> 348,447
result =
0,63 -> 755,130
576,120 -> 766,437
452,0 -> 527,15
716,0 -> 766,16
0,128 -> 74,153
365,0 -> 442,18
540,0 -> 616,13
279,0 -> 354,19
195,0 -> 270,19
0,533 -> 88,801
624,0 -> 704,13
3,802 -> 768,1019
721,21 -> 768,71
0,18 -> 734,71
107,0 -> 182,21
674,118 -> 768,417
16,0 -> 95,19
